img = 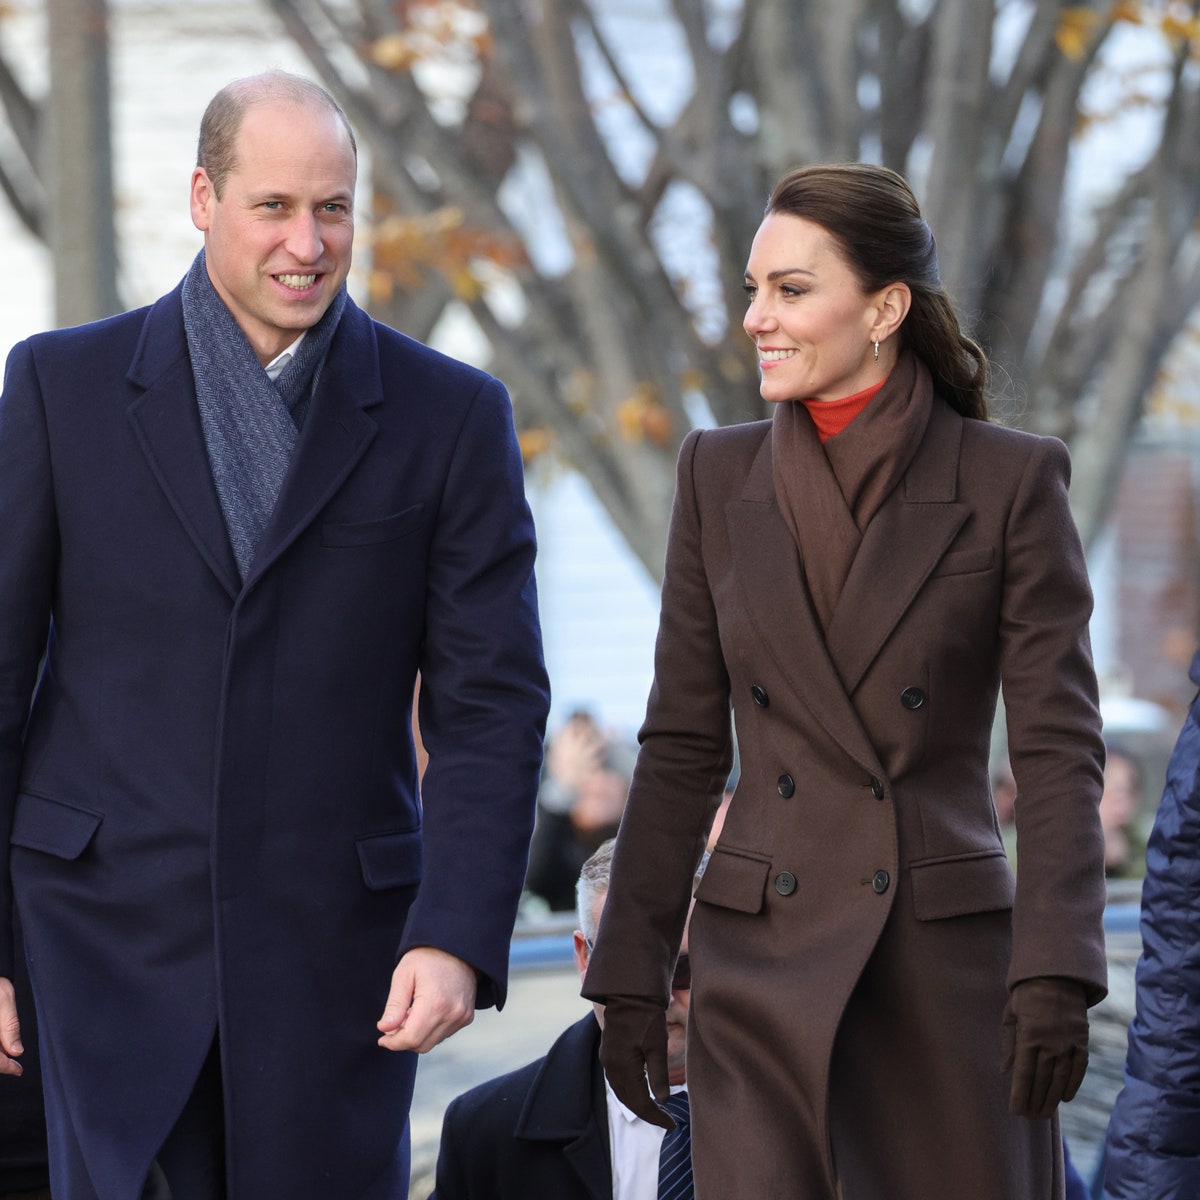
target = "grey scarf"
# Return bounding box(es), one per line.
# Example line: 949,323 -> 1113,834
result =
181,249 -> 347,579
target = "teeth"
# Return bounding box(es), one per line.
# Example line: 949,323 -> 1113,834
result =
277,274 -> 317,289
759,349 -> 797,361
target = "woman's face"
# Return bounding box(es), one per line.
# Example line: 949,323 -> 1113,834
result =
743,212 -> 891,404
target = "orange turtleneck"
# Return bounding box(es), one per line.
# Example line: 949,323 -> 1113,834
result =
800,377 -> 888,444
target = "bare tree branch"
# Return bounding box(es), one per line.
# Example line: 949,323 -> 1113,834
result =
257,0 -> 1200,581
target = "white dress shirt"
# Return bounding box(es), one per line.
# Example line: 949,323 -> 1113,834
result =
604,1079 -> 687,1200
264,332 -> 306,381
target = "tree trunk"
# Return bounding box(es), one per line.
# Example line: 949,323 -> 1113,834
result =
45,0 -> 119,327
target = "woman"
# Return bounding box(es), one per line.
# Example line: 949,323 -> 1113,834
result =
582,163 -> 1107,1199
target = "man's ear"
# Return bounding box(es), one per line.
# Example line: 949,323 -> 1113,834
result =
572,930 -> 589,982
190,167 -> 216,233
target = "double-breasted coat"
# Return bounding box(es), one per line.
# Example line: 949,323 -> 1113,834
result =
584,396 -> 1107,1199
0,286 -> 549,1199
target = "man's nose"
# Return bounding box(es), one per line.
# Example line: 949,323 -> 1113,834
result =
285,212 -> 323,263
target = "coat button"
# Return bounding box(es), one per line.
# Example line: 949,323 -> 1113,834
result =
900,686 -> 926,710
870,777 -> 885,800
774,871 -> 797,896
872,869 -> 890,894
777,773 -> 795,798
751,684 -> 769,707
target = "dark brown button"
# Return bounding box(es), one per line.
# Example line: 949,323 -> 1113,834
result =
774,871 -> 797,896
751,685 -> 769,707
872,869 -> 890,894
900,686 -> 926,710
870,777 -> 885,800
777,773 -> 795,798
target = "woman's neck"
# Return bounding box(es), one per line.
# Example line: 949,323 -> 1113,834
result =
800,378 -> 888,443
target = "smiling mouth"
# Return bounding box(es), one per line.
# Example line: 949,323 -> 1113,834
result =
276,273 -> 318,290
758,349 -> 797,362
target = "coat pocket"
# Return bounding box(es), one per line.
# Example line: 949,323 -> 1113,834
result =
910,848 -> 1014,921
694,846 -> 772,915
322,503 -> 426,548
355,828 -> 424,890
930,545 -> 994,578
10,792 -> 104,860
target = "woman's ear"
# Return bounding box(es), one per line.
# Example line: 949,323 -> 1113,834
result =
871,282 -> 912,343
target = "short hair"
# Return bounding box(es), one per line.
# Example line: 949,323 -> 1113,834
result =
576,837 -> 616,944
766,162 -> 989,422
576,836 -> 710,944
197,70 -> 358,199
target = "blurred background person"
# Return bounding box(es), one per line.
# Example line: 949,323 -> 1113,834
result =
525,711 -> 634,911
1099,742 -> 1145,880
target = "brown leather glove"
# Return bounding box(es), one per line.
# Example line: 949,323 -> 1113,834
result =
999,976 -> 1090,1119
597,995 -> 675,1130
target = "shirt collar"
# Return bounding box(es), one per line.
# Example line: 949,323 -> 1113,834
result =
265,332 -> 307,381
604,1076 -> 687,1125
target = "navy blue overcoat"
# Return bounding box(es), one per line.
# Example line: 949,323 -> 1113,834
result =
0,284 -> 549,1199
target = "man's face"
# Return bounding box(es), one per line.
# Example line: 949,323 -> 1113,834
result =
189,98 -> 356,365
577,892 -> 692,1087
663,916 -> 691,1087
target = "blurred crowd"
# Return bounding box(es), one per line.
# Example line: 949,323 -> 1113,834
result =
522,709 -> 734,914
993,738 -> 1148,882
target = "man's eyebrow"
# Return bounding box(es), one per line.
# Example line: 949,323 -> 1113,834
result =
245,189 -> 355,203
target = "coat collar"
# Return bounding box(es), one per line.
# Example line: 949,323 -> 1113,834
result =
515,1014 -> 611,1200
125,282 -> 241,598
727,399 -> 967,772
824,398 -> 968,693
125,286 -> 379,600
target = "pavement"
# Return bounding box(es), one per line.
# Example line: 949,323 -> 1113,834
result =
407,927 -> 589,1199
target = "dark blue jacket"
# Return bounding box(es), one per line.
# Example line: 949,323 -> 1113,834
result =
431,1014 -> 611,1200
0,287 -> 549,1199
1102,650 -> 1200,1199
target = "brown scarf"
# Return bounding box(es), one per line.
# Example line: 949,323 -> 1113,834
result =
772,350 -> 933,631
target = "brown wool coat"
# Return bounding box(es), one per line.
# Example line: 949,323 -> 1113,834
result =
583,397 -> 1107,1200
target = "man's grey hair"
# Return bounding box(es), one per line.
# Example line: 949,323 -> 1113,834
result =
576,835 -> 709,945
197,70 -> 357,199
576,837 -> 616,945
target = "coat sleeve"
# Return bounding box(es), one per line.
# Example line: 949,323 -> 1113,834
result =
0,341 -> 59,979
583,429 -> 733,1004
998,434 -> 1107,1001
1102,666 -> 1200,1200
399,374 -> 550,1010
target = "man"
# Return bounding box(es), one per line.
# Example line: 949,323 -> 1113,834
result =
431,838 -> 694,1200
0,71 -> 548,1199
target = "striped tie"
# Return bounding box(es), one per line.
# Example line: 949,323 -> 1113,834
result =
658,1090 -> 694,1200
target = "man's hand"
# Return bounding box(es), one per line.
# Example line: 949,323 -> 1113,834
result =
376,947 -> 477,1054
0,976 -> 23,1077
598,995 -> 675,1130
999,976 -> 1090,1119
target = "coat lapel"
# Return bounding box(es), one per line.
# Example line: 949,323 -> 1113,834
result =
726,435 -> 883,777
125,286 -> 241,599
516,1015 -> 612,1200
825,400 -> 968,694
242,300 -> 379,591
